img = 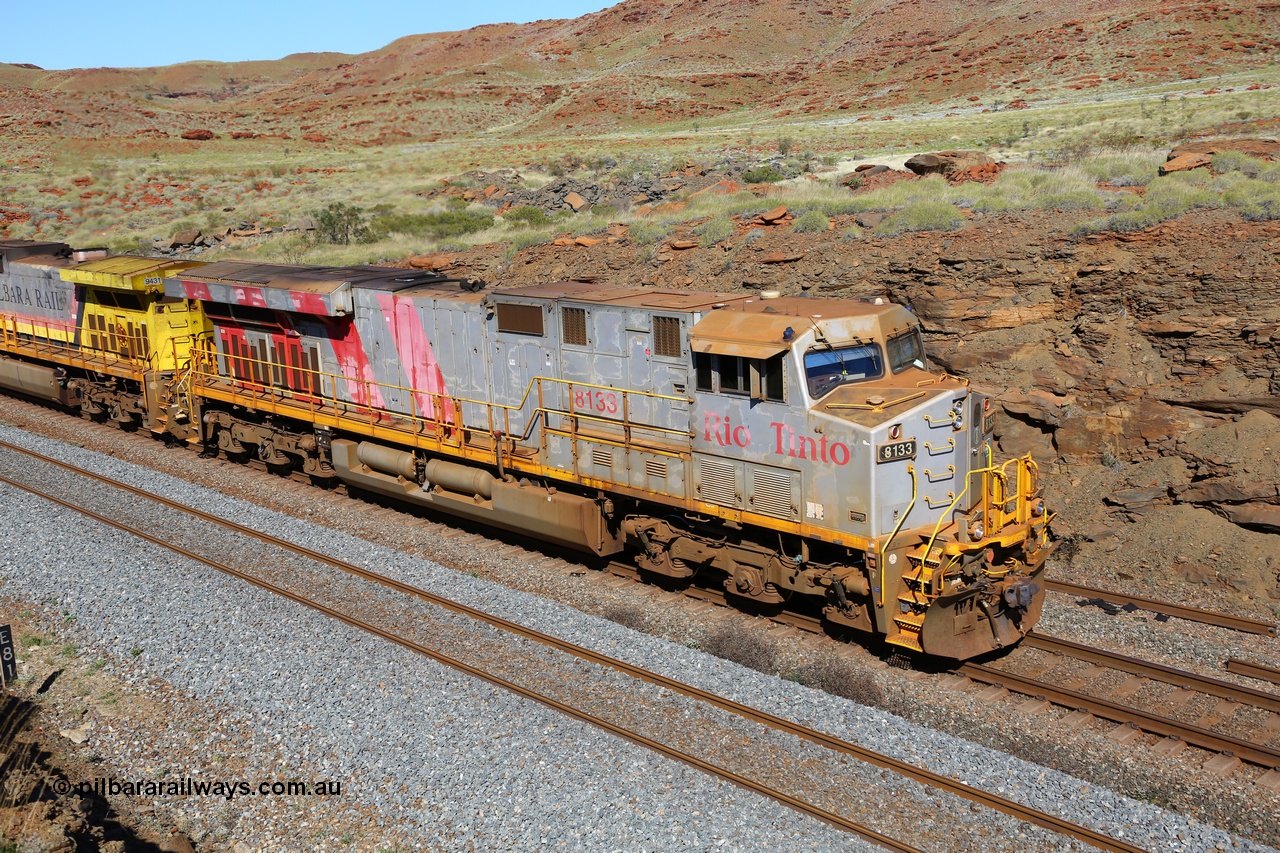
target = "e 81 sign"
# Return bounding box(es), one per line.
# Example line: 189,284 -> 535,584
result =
0,624 -> 15,688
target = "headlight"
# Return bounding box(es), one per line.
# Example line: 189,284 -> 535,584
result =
968,521 -> 985,540
1032,500 -> 1045,517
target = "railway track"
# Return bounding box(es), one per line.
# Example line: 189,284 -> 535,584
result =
0,436 -> 1151,853
1228,659 -> 1280,687
4,396 -> 1280,826
1043,579 -> 1278,637
616,558 -> 1280,779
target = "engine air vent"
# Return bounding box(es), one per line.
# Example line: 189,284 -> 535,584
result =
698,458 -> 739,508
591,448 -> 614,468
751,469 -> 795,519
644,458 -> 668,479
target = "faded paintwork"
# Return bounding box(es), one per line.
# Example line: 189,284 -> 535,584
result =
0,243 -> 78,343
161,268 -> 1047,658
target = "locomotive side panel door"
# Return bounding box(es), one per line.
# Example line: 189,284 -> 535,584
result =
491,299 -> 558,442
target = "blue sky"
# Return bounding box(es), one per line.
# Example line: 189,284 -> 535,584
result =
9,1 -> 616,70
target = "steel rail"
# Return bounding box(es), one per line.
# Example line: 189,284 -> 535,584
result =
1023,634 -> 1280,715
0,438 -> 1148,853
1044,578 -> 1277,637
1225,659 -> 1280,687
0,469 -> 918,852
957,663 -> 1280,770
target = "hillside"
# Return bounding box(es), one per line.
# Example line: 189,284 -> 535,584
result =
3,0 -> 1280,147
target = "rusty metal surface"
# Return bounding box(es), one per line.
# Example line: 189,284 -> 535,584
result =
1045,578 -> 1278,636
4,254 -> 76,270
498,281 -> 740,309
0,240 -> 71,261
689,308 -> 814,356
1226,659 -> 1280,686
182,261 -> 462,294
176,260 -> 323,287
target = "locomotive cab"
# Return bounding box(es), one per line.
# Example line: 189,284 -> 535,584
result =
683,295 -> 1050,658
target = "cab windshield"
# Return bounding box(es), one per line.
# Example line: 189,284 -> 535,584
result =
887,328 -> 927,373
804,345 -> 883,398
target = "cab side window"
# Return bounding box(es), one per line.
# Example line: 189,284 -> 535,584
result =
694,352 -> 786,402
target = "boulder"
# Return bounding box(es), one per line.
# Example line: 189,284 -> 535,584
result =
407,253 -> 456,271
171,228 -> 200,245
760,204 -> 789,223
180,129 -> 216,141
904,150 -> 993,177
689,179 -> 742,199
1158,153 -> 1213,176
564,191 -> 588,211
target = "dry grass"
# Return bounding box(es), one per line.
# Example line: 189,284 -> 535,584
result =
699,623 -> 777,674
6,62 -> 1280,258
788,657 -> 883,705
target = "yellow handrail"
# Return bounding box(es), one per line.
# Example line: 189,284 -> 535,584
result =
186,339 -> 694,450
877,463 -> 916,607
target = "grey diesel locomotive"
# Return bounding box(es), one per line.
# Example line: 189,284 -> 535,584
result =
0,241 -> 1051,659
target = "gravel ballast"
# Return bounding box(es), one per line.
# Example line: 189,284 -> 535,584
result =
0,422 -> 1275,851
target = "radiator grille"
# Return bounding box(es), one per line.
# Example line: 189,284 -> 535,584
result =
644,458 -> 667,479
562,307 -> 587,346
653,316 -> 681,358
698,458 -> 738,507
496,302 -> 543,336
591,448 -> 614,468
751,469 -> 795,519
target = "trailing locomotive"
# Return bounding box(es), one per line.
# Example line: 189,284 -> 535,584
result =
0,239 -> 1052,659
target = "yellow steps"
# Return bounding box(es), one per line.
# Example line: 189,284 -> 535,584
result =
887,607 -> 926,653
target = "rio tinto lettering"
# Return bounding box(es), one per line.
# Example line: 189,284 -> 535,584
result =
703,412 -> 852,466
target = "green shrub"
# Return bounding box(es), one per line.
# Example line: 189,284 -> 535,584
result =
1072,174 -> 1217,234
1217,171 -> 1280,220
792,209 -> 830,233
367,210 -> 494,242
1213,150 -> 1264,178
874,200 -> 964,236
504,230 -> 549,258
313,202 -> 369,244
1078,152 -> 1162,187
629,220 -> 675,245
742,165 -> 787,184
693,216 -> 734,246
503,206 -> 555,228
970,168 -> 1107,213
